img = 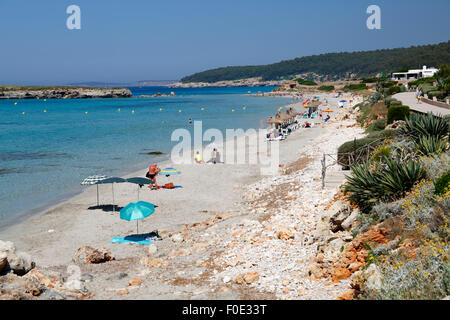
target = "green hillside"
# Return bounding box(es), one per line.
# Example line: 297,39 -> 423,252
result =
181,41 -> 450,83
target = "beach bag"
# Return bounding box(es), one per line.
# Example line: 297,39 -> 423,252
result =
165,182 -> 174,189
146,171 -> 151,178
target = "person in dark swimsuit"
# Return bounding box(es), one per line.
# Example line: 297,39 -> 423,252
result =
146,163 -> 161,189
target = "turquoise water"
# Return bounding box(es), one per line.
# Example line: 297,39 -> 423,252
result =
0,86 -> 291,227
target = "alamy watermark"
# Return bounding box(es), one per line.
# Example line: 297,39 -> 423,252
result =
366,5 -> 381,30
66,5 -> 81,30
170,121 -> 280,175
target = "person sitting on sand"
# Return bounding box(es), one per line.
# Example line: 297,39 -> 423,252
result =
146,163 -> 161,189
194,151 -> 204,164
207,148 -> 221,164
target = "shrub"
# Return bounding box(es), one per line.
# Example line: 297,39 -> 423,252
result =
367,119 -> 387,132
434,171 -> 450,195
400,112 -> 449,141
415,136 -> 448,156
380,81 -> 398,88
344,83 -> 368,91
387,105 -> 410,124
367,129 -> 399,140
384,97 -> 401,108
294,78 -> 317,86
387,86 -> 402,96
318,85 -> 334,91
427,90 -> 445,100
337,138 -> 379,167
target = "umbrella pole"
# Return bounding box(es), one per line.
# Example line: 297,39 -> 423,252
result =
96,184 -> 99,207
137,185 -> 139,201
112,183 -> 115,213
136,220 -> 139,234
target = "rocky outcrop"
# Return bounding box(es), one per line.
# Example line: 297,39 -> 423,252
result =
73,246 -> 115,265
0,87 -> 132,99
0,240 -> 35,276
139,92 -> 175,98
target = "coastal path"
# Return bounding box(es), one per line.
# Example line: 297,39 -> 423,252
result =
393,92 -> 450,117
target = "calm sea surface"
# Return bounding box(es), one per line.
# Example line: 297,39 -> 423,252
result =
0,86 -> 291,227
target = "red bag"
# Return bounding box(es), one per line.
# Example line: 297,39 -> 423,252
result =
165,182 -> 174,189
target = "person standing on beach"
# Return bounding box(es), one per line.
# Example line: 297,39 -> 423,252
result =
146,163 -> 161,189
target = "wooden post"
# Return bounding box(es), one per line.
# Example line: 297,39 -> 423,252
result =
321,154 -> 326,189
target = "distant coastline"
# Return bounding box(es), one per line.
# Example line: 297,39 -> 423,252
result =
168,77 -> 286,88
0,86 -> 132,99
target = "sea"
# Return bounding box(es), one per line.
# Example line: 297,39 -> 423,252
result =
0,86 -> 292,228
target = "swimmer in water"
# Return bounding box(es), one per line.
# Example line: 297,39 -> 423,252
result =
188,118 -> 192,124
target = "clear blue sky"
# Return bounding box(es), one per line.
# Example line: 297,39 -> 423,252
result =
0,0 -> 449,85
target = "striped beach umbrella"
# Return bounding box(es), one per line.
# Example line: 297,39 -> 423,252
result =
159,168 -> 181,177
81,175 -> 109,207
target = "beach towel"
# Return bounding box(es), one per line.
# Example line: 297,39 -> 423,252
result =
111,234 -> 156,245
157,185 -> 182,189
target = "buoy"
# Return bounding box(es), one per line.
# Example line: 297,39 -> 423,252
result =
201,108 -> 204,111
14,102 -> 17,105
118,108 -> 121,112
159,108 -> 163,111
43,110 -> 47,113
178,110 -> 181,113
132,110 -> 135,114
85,111 -> 88,114
243,106 -> 246,110
22,112 -> 25,115
44,99 -> 47,102
232,109 -> 235,112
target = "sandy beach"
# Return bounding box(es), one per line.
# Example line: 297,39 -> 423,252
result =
0,92 -> 366,299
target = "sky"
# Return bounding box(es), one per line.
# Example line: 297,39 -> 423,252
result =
0,0 -> 449,85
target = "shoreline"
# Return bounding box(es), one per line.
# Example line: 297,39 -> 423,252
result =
0,95 -> 296,232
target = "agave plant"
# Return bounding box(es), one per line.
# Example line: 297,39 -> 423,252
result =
344,162 -> 385,213
400,112 -> 449,141
378,158 -> 427,200
344,158 -> 427,213
415,135 -> 449,156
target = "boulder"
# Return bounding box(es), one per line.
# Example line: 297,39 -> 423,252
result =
0,240 -> 35,275
0,253 -> 6,273
323,200 -> 352,232
341,209 -> 360,230
323,238 -> 345,263
235,271 -> 259,285
7,251 -> 35,276
73,246 -> 115,265
351,263 -> 382,293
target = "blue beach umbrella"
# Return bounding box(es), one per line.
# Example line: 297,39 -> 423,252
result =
339,100 -> 347,103
120,201 -> 155,234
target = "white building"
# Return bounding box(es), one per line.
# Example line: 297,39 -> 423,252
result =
392,65 -> 439,81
